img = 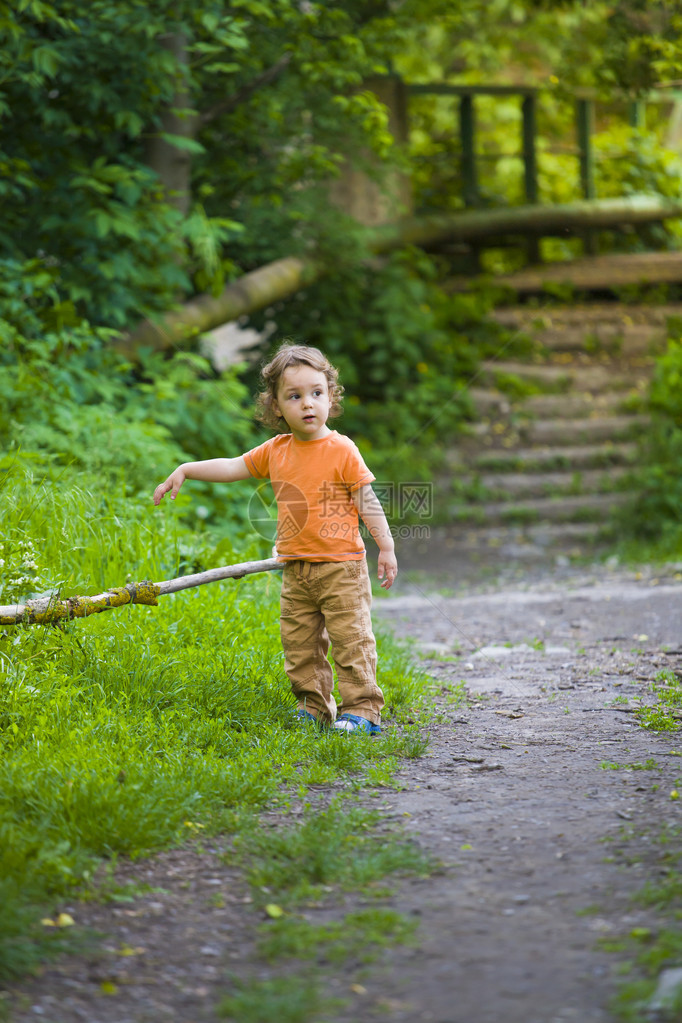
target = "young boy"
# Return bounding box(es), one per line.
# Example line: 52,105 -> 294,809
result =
153,343 -> 397,734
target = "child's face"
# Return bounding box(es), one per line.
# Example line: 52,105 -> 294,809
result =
272,364 -> 333,441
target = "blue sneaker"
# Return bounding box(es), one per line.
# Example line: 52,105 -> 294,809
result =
295,708 -> 328,731
333,713 -> 381,735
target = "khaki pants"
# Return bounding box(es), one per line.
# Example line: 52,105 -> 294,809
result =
280,559 -> 384,726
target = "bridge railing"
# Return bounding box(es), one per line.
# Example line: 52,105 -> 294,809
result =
402,81 -> 682,263
405,82 -> 681,206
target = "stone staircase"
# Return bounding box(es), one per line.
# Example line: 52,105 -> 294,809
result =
429,303 -> 680,570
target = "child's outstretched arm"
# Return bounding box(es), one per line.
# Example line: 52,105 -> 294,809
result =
153,457 -> 251,505
352,485 -> 398,590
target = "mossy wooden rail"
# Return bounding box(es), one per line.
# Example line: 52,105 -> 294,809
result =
121,196 -> 682,357
0,557 -> 282,627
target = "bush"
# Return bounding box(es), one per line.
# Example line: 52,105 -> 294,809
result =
622,329 -> 682,545
0,257 -> 266,538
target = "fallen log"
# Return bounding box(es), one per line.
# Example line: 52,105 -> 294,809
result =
0,557 -> 282,627
122,195 -> 682,356
117,257 -> 316,358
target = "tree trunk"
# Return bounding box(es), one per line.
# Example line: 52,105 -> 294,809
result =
121,195 -> 682,355
144,31 -> 194,216
119,256 -> 316,357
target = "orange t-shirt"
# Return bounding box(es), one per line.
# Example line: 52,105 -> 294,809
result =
244,431 -> 375,561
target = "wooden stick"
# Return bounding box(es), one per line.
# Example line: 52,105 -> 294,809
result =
0,557 -> 282,627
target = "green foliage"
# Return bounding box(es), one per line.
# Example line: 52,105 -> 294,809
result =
219,975 -> 331,1023
395,0 -> 682,260
0,0 -> 191,323
257,907 -> 417,963
595,127 -> 682,203
0,0 -> 436,327
621,331 -> 682,550
397,1 -> 610,214
0,0 -> 260,322
0,256 -> 265,535
0,468 -> 430,982
219,790 -> 426,1022
409,91 -> 682,238
398,1 -> 609,89
232,797 -> 431,906
600,759 -> 660,771
3,0 -> 680,344
637,668 -> 682,732
594,1 -> 682,96
601,821 -> 682,1023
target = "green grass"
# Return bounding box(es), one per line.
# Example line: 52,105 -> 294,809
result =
256,907 -> 417,964
608,529 -> 682,576
0,469 -> 432,984
219,976 -> 336,1023
231,797 -> 432,908
600,822 -> 682,1022
216,797 -> 430,1022
636,669 -> 682,733
600,759 -> 661,771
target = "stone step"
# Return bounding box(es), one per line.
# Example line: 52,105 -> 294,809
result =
441,298 -> 658,547
517,391 -> 644,418
418,521 -> 613,560
488,251 -> 682,294
449,466 -> 631,501
469,388 -> 512,417
496,320 -> 668,357
490,304 -> 675,356
522,412 -> 649,446
492,302 -> 682,330
454,441 -> 639,473
447,490 -> 631,526
468,413 -> 648,447
512,323 -> 666,357
482,359 -> 650,393
471,389 -> 643,419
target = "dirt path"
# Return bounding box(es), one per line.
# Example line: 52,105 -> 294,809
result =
7,562 -> 682,1023
366,563 -> 682,1023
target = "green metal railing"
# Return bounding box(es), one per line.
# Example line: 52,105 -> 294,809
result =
405,82 -> 681,207
403,82 -> 682,262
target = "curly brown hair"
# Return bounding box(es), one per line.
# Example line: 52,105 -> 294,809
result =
255,342 -> 344,431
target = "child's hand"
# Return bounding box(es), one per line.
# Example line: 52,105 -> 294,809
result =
153,469 -> 186,506
378,550 -> 398,590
